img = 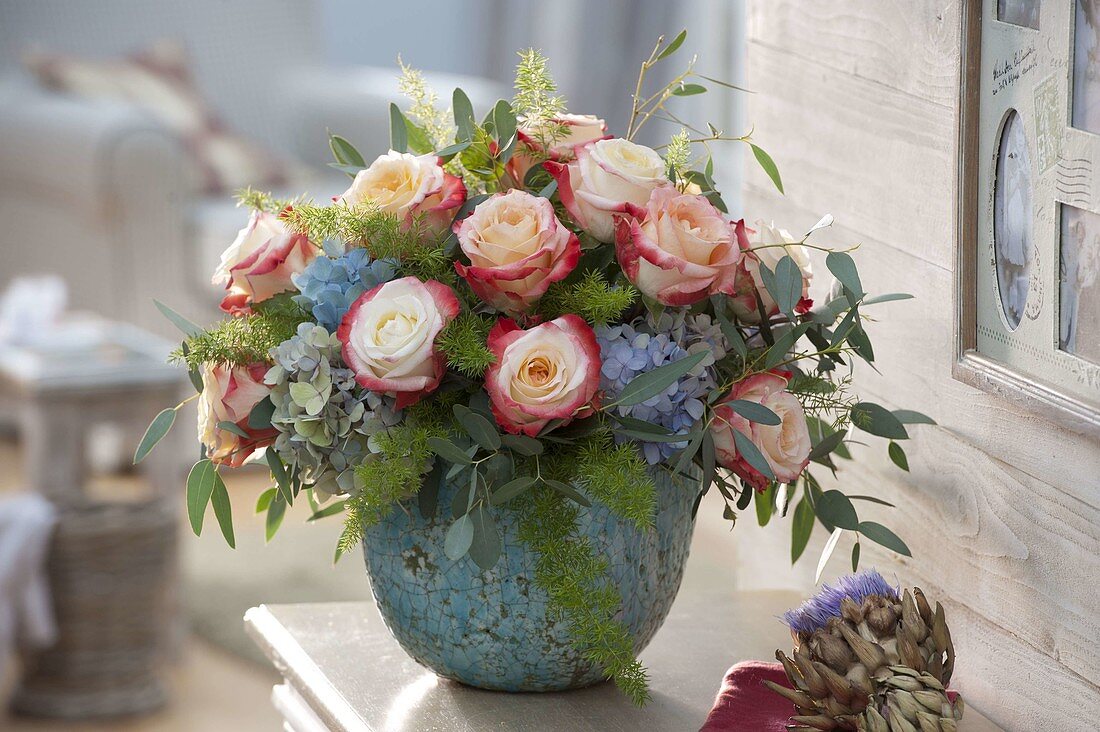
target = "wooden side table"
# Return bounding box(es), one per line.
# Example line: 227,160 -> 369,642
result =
245,589 -> 1005,732
1,317 -> 189,718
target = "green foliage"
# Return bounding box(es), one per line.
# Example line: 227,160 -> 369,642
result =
516,486 -> 650,705
235,186 -> 296,213
437,312 -> 495,377
539,270 -> 637,326
512,48 -> 567,148
173,297 -> 304,369
339,401 -> 454,559
573,433 -> 656,529
664,128 -> 691,183
397,57 -> 454,150
280,204 -> 454,284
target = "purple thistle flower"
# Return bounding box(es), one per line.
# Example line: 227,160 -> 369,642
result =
781,570 -> 899,634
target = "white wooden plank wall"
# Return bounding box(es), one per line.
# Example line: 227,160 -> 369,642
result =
739,2 -> 1100,728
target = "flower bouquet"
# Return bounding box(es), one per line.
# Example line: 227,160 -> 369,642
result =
137,33 -> 932,704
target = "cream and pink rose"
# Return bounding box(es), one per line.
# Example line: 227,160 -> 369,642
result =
214,210 -> 318,316
730,220 -> 814,323
709,371 -> 812,491
545,137 -> 670,242
337,276 -> 460,409
614,186 -> 745,306
508,113 -> 609,181
484,315 -> 601,436
453,190 -> 580,314
339,150 -> 466,235
197,362 -> 278,468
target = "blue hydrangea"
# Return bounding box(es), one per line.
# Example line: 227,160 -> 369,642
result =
292,244 -> 398,332
596,312 -> 726,465
781,570 -> 900,634
266,323 -> 400,497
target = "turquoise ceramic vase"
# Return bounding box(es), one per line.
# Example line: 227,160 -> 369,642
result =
362,467 -> 701,692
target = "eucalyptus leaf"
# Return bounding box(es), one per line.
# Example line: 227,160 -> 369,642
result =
750,143 -> 784,194
307,500 -> 347,522
815,490 -> 859,531
888,441 -> 910,471
419,462 -> 443,520
389,103 -> 408,153
468,506 -> 501,570
755,485 -> 775,527
726,399 -> 781,426
134,408 -> 176,464
733,429 -> 775,481
436,140 -> 471,158
155,299 -> 203,338
210,471 -> 235,548
862,292 -> 914,306
216,420 -> 250,438
491,99 -> 517,148
329,134 -> 365,167
773,255 -> 803,315
808,430 -> 847,461
267,450 -> 293,507
248,397 -> 276,430
545,479 -> 591,507
491,476 -> 536,505
615,428 -> 696,444
672,83 -> 707,96
858,521 -> 912,556
612,350 -> 708,406
444,514 -> 474,560
428,437 -> 475,465
850,402 -> 909,440
893,409 -> 937,425
255,487 -> 277,514
500,433 -> 543,456
454,405 -> 501,451
791,497 -> 814,563
825,251 -> 864,302
851,541 -> 861,571
453,88 -> 476,142
265,494 -> 286,543
656,29 -> 687,60
610,415 -> 676,436
186,459 -> 216,536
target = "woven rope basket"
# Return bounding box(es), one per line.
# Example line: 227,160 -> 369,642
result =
11,500 -> 177,719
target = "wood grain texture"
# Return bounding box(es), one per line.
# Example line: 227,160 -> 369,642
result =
744,2 -> 1100,728
744,41 -> 957,269
746,0 -> 960,108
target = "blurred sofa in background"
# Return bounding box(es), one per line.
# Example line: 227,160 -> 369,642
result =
0,0 -> 504,338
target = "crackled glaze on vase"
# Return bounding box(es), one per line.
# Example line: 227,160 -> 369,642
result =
362,468 -> 700,692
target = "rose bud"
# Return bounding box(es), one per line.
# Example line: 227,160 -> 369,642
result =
730,220 -> 814,323
484,315 -> 601,436
709,371 -> 812,491
614,187 -> 745,306
338,150 -> 466,236
544,138 -> 671,242
214,209 -> 318,316
337,276 -> 460,409
508,113 -> 609,182
197,362 -> 279,467
453,190 -> 580,314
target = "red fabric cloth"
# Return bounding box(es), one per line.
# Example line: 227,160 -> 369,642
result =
699,661 -> 794,732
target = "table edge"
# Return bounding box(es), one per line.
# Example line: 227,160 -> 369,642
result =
244,604 -> 372,732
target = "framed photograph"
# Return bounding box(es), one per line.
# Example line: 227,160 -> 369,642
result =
957,0 -> 1100,436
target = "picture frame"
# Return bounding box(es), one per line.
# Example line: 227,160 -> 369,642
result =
956,0 -> 1100,437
